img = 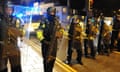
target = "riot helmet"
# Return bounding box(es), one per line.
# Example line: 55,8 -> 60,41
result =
71,15 -> 80,24
116,10 -> 120,21
5,1 -> 14,16
47,7 -> 56,16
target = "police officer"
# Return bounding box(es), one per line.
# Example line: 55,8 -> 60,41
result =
84,17 -> 97,59
117,31 -> 120,51
110,11 -> 120,51
66,15 -> 83,65
115,13 -> 120,51
0,2 -> 22,72
39,7 -> 63,72
102,23 -> 112,56
0,3 -> 4,61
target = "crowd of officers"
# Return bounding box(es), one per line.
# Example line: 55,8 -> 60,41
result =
0,1 -> 120,72
38,6 -> 120,70
65,12 -> 120,65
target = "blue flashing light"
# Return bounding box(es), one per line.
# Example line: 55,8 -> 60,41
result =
15,13 -> 24,18
11,5 -> 42,25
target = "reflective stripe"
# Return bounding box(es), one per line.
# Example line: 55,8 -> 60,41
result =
42,24 -> 46,28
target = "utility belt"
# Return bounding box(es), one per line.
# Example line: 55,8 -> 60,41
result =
87,34 -> 95,40
74,36 -> 82,40
0,39 -> 16,45
7,37 -> 16,45
112,29 -> 120,31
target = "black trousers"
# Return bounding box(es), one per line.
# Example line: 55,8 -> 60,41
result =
103,41 -> 110,54
0,55 -> 22,72
67,40 -> 82,63
41,42 -> 57,72
111,31 -> 119,50
84,39 -> 96,57
117,39 -> 120,51
97,35 -> 103,54
84,39 -> 88,56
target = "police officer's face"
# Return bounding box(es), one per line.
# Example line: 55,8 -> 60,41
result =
76,19 -> 80,23
50,11 -> 55,16
6,7 -> 13,15
88,19 -> 92,24
74,18 -> 80,23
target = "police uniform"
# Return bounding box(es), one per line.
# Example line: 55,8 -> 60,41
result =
117,32 -> 120,51
111,14 -> 120,51
102,23 -> 111,55
0,4 -> 22,72
66,15 -> 83,65
39,7 -> 62,72
84,18 -> 97,59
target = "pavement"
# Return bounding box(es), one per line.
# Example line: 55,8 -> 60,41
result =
57,36 -> 120,72
7,39 -> 58,72
7,36 -> 120,72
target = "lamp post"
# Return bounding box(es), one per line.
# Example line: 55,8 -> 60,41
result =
67,0 -> 70,15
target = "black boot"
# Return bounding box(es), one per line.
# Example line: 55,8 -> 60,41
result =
76,58 -> 83,65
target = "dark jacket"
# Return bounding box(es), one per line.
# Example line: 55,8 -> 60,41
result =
40,14 -> 61,57
0,14 -> 22,58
